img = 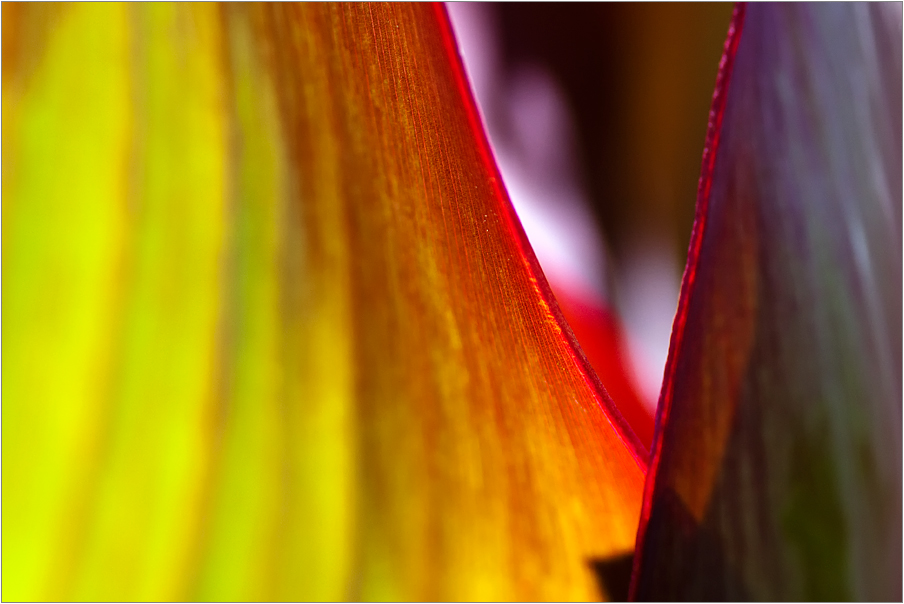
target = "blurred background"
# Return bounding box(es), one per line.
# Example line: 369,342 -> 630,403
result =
448,2 -> 735,413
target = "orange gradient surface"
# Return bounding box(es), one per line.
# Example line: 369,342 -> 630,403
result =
3,4 -> 645,601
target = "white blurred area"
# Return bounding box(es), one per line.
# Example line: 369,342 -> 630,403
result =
446,3 -> 607,303
617,239 -> 682,406
447,2 -> 681,411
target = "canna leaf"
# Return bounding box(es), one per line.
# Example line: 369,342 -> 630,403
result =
2,3 -> 645,601
553,283 -> 655,450
630,3 -> 902,600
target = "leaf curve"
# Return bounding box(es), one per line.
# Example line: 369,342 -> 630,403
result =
630,4 -> 902,600
2,4 -> 646,601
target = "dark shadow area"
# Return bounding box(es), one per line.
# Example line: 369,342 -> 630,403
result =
494,3 -> 733,264
589,550 -> 635,602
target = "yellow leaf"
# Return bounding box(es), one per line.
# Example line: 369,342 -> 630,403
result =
2,4 -> 645,600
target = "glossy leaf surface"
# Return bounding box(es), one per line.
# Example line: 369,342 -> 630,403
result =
631,4 -> 902,600
2,4 -> 645,601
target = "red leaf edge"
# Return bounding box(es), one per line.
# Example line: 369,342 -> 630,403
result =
432,2 -> 650,471
627,2 -> 747,598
